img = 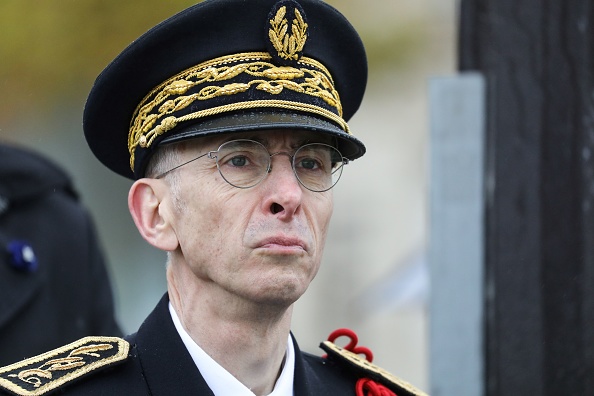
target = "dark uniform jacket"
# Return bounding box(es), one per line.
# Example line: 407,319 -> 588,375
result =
0,293 -> 427,395
54,294 -> 363,395
0,143 -> 121,366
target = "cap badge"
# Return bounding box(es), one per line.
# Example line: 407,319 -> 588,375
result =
267,1 -> 308,65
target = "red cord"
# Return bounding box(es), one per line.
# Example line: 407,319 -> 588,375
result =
327,328 -> 374,362
356,378 -> 397,396
327,329 -> 396,395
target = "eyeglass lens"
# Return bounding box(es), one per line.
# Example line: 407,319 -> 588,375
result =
213,140 -> 345,192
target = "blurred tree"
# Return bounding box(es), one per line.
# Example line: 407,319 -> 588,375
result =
0,0 -> 197,121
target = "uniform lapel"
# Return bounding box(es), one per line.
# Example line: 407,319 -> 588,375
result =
133,294 -> 341,396
135,294 -> 215,396
292,334 -> 320,396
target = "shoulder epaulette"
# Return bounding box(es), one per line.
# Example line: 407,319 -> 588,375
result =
320,329 -> 428,396
0,336 -> 129,396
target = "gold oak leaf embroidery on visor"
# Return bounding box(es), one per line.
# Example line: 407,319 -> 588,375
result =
127,53 -> 346,171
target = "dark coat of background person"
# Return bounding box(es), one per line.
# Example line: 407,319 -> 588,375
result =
0,143 -> 121,366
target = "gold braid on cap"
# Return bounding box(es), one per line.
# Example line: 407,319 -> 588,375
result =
127,5 -> 349,172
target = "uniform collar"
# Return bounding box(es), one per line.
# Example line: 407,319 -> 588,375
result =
169,302 -> 295,395
134,294 -> 318,395
134,294 -> 214,395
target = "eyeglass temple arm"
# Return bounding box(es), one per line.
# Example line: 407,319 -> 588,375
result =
155,151 -> 211,179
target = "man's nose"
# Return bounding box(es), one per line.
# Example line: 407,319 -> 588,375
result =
262,154 -> 303,217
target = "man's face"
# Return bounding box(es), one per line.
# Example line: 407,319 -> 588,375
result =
165,130 -> 334,307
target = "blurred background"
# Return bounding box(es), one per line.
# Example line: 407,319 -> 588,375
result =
0,0 -> 456,391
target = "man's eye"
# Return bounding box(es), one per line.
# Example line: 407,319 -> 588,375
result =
230,156 -> 248,167
298,158 -> 320,170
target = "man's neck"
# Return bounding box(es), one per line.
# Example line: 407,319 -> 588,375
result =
167,267 -> 294,395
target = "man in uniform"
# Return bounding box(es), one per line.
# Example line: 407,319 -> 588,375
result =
0,0 -> 427,395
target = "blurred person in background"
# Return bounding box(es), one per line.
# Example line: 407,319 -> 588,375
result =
0,142 -> 121,366
0,1 -> 426,395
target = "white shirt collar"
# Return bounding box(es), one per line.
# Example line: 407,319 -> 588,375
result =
169,302 -> 295,396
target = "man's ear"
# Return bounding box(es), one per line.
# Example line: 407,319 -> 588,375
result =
128,178 -> 179,251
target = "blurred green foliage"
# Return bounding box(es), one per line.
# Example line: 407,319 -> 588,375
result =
0,0 -> 196,121
0,0 -> 428,123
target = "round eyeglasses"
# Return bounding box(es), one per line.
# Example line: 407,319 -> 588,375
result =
155,139 -> 348,192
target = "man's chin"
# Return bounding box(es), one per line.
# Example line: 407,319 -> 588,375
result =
251,280 -> 309,308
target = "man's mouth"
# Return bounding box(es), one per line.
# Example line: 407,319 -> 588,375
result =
255,236 -> 307,253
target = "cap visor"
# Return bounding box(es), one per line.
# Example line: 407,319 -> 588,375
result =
159,111 -> 365,160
